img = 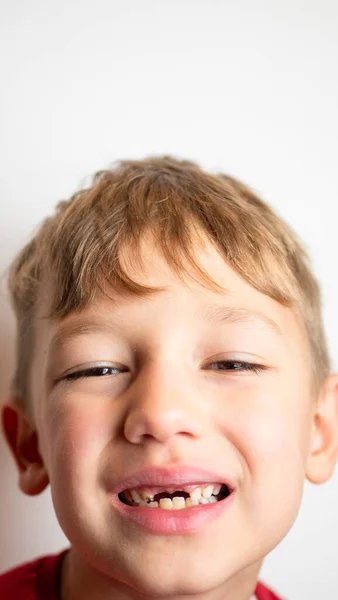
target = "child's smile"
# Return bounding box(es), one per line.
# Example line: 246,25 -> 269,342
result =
109,464 -> 235,534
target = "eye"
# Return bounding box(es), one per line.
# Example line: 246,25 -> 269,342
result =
204,360 -> 266,374
63,365 -> 127,381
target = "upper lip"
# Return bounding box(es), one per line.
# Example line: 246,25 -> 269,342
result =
111,465 -> 236,494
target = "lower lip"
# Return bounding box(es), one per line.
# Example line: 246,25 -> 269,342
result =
110,492 -> 236,535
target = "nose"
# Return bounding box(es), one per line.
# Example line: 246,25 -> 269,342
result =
123,362 -> 206,445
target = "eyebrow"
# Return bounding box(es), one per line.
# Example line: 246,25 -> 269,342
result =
49,305 -> 283,355
49,320 -> 122,355
199,305 -> 283,337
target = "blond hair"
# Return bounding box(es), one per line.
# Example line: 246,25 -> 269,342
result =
8,156 -> 330,409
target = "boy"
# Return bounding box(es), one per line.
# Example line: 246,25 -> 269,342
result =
1,156 -> 337,600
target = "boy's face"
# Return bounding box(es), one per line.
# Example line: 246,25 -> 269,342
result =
27,233 -> 316,596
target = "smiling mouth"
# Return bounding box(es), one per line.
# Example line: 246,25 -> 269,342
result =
118,483 -> 231,510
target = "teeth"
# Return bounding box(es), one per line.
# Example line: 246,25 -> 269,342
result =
130,489 -> 142,503
186,497 -> 199,507
124,494 -> 224,509
123,482 -> 226,509
202,485 -> 214,498
190,487 -> 202,499
159,498 -> 173,510
140,490 -> 154,502
172,497 -> 186,510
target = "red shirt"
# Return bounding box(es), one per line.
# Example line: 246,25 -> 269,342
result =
0,551 -> 283,599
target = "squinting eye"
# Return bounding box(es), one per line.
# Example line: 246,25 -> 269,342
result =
205,361 -> 266,374
64,366 -> 126,381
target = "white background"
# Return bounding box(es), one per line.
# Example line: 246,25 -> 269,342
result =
0,1 -> 337,598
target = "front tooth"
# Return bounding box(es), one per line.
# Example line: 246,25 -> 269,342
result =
159,498 -> 173,510
172,497 -> 186,510
131,489 -> 142,503
202,485 -> 214,498
190,487 -> 202,499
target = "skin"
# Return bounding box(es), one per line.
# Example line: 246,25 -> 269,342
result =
2,231 -> 338,600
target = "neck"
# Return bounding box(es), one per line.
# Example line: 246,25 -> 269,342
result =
61,548 -> 262,600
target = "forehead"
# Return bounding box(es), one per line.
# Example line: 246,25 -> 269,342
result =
118,231 -> 301,328
38,230 -> 308,354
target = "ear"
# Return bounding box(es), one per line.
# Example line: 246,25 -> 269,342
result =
1,401 -> 49,495
306,374 -> 338,484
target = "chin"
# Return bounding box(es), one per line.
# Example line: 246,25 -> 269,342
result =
117,554 -> 226,597
128,573 -> 214,597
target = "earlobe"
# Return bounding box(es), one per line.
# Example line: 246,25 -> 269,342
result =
306,374 -> 338,484
1,402 -> 49,495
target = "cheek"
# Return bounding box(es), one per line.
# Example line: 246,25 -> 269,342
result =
43,398 -> 117,483
214,380 -> 310,541
215,378 -> 311,485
